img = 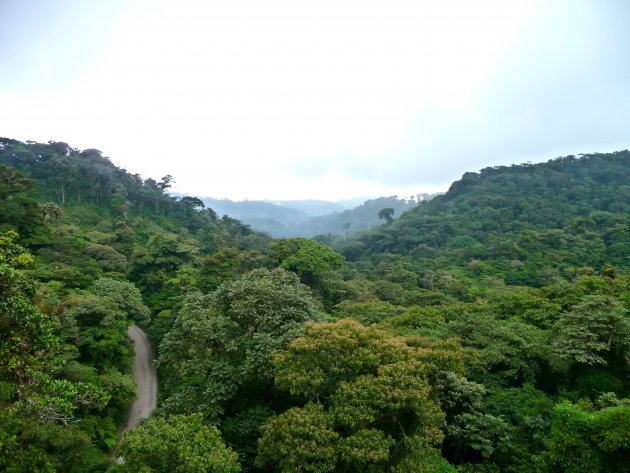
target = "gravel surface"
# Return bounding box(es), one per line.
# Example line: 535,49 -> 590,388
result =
122,324 -> 157,430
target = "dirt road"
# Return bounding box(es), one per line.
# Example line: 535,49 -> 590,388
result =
122,324 -> 157,430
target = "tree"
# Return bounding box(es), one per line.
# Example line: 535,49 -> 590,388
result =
157,174 -> 175,191
378,207 -> 395,225
179,196 -> 205,209
42,203 -> 62,221
158,268 -> 324,418
0,164 -> 48,242
85,243 -> 129,273
118,414 -> 240,472
199,247 -> 240,293
0,409 -> 111,472
538,401 -> 630,473
256,403 -> 341,473
552,295 -> 629,367
480,384 -> 555,471
158,268 -> 323,468
0,230 -> 107,422
129,232 -> 199,312
446,304 -> 548,387
268,237 -> 344,284
62,292 -> 133,373
93,277 -> 151,326
333,300 -> 405,325
257,319 -> 466,472
343,221 -> 351,237
179,196 -> 206,228
0,230 -> 55,397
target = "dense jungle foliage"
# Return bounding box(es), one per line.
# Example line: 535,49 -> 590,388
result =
0,138 -> 628,472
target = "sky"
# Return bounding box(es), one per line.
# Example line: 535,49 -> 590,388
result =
1,0 -> 629,201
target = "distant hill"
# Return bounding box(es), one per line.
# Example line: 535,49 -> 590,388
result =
199,198 -> 313,224
269,199 -> 348,216
287,196 -> 419,238
196,194 -> 442,238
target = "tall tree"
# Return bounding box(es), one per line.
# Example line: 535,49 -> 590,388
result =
378,207 -> 395,225
158,268 -> 323,469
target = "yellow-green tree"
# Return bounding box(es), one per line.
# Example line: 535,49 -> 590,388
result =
118,414 -> 240,472
269,237 -> 344,284
257,319 -> 463,472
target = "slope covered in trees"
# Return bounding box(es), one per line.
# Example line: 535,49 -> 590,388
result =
0,138 -> 273,470
0,139 -> 628,472
336,151 -> 630,285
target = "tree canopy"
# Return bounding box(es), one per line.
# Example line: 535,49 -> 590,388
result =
1,138 -> 629,471
119,414 -> 240,473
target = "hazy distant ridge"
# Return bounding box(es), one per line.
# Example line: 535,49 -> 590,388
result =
197,194 -> 441,237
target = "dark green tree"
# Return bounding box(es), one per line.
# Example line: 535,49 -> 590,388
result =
378,207 -> 395,225
159,268 -> 324,416
0,230 -> 107,423
93,277 -> 151,326
538,401 -> 630,473
0,165 -> 48,243
158,268 -> 324,468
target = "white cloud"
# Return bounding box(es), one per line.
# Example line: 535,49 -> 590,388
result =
1,0 -> 628,199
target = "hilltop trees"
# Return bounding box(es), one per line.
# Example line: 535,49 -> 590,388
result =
200,195 -> 421,238
0,139 -> 204,221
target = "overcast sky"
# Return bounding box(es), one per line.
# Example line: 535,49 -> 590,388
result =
1,0 -> 629,200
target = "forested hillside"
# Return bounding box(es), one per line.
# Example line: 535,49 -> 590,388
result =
0,138 -> 272,470
1,139 -> 628,472
336,151 -> 630,284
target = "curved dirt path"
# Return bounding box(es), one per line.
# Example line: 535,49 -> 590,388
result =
122,324 -> 157,430
113,324 -> 157,460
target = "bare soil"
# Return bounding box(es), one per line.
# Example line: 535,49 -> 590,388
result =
122,324 -> 157,430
